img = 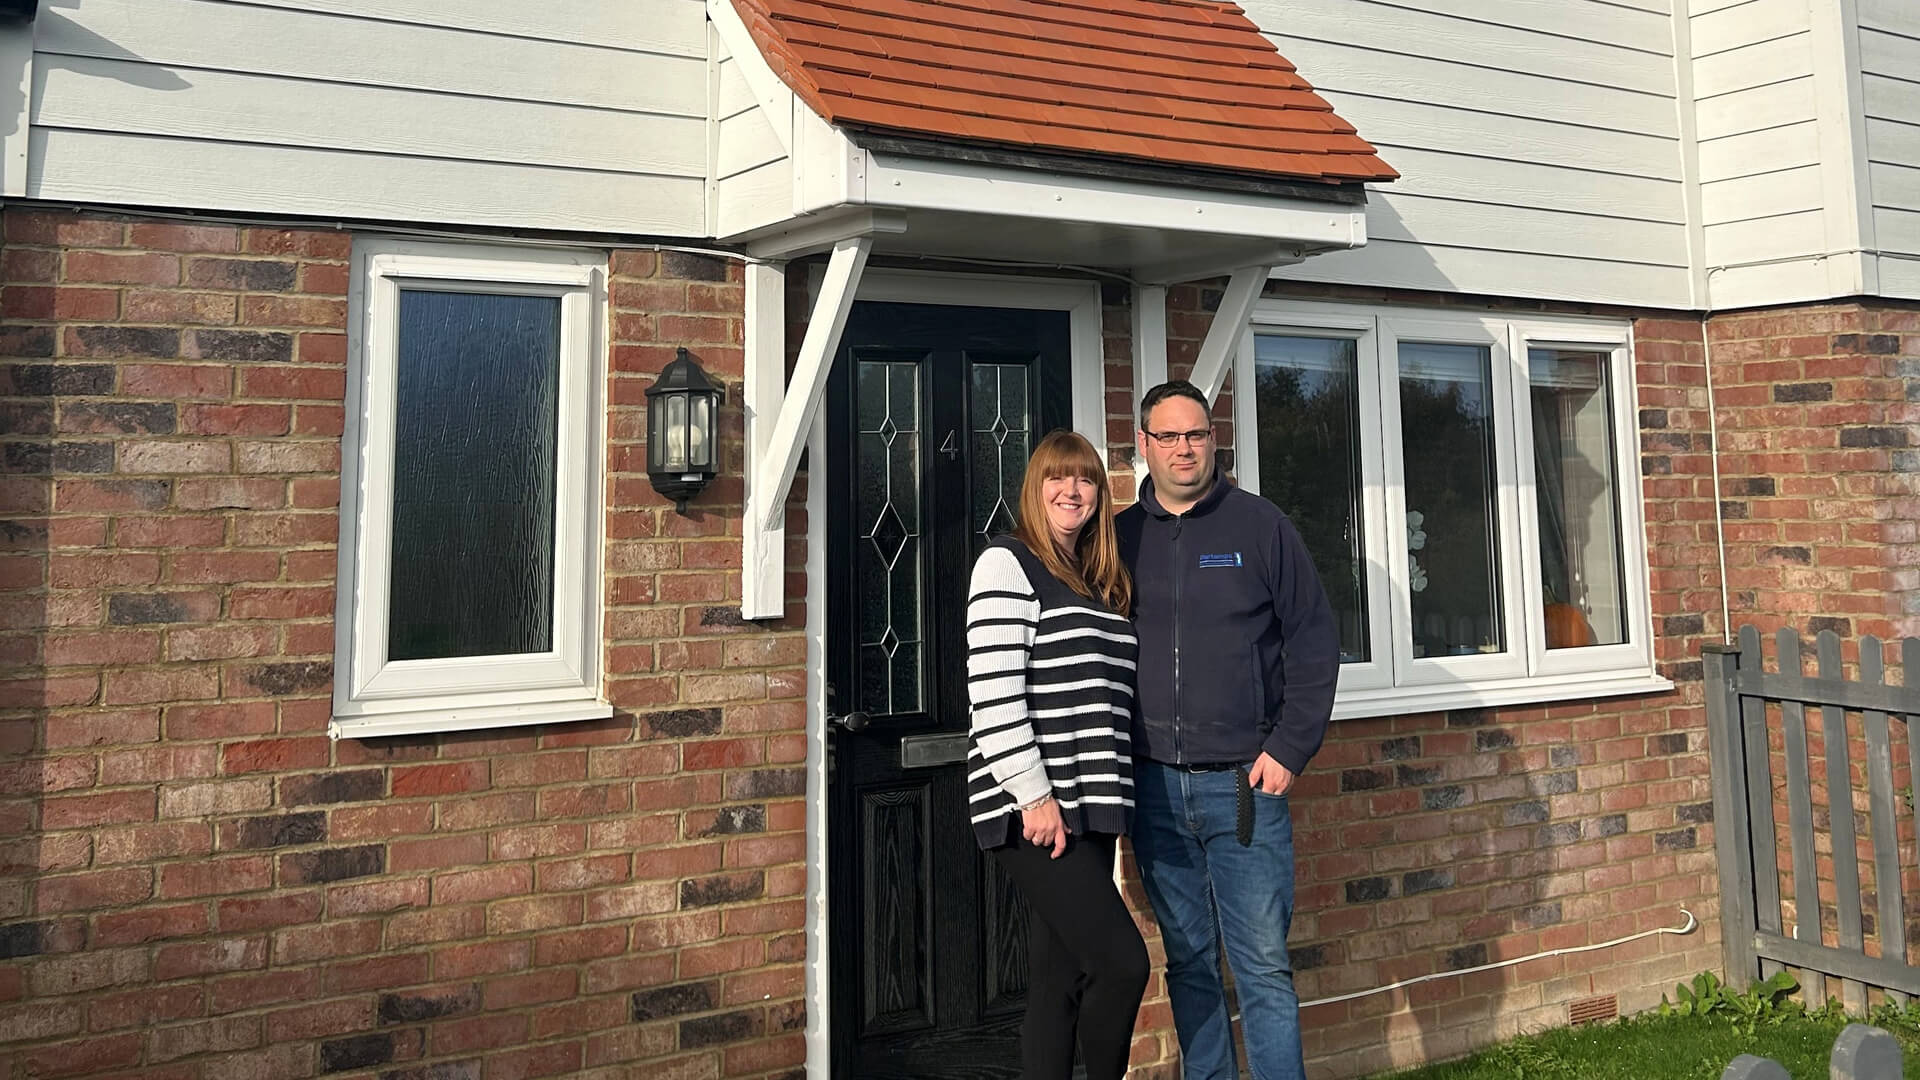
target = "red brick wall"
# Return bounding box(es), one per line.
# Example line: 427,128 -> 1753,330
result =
0,210 -> 809,1080
1706,301 -> 1919,650
5,209 -> 1910,1080
1702,300 -> 1920,1004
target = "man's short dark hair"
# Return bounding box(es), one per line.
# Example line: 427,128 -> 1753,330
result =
1139,380 -> 1210,430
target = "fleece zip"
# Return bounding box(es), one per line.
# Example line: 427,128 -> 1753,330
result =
1116,477 -> 1340,774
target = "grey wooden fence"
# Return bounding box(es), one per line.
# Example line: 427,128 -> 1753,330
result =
1705,627 -> 1920,1009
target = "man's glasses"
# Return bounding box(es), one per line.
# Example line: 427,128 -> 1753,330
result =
1141,428 -> 1213,448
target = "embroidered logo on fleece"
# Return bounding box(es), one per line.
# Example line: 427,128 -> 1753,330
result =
1197,552 -> 1243,568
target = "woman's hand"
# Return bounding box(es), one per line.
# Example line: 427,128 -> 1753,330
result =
1021,796 -> 1067,859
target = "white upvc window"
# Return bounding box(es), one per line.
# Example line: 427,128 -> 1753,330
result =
1231,301 -> 1666,720
331,240 -> 610,739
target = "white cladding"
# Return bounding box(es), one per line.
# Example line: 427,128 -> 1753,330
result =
1244,0 -> 1694,309
1689,0 -> 1831,307
1859,0 -> 1920,297
6,0 -> 1919,309
22,0 -> 710,235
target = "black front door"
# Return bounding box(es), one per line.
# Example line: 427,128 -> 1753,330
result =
826,300 -> 1074,1078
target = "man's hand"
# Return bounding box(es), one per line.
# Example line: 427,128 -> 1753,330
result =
1248,752 -> 1295,796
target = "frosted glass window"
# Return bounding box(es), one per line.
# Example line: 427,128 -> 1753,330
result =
387,290 -> 561,661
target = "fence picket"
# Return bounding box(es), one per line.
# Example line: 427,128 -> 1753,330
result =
1819,631 -> 1868,1014
1860,638 -> 1906,1007
1778,628 -> 1821,1000
1905,638 -> 1920,979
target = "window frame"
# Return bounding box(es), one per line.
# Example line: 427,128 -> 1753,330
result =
1236,300 -> 1666,720
331,239 -> 611,739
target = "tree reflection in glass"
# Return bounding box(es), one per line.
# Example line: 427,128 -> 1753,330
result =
1398,342 -> 1502,657
1253,335 -> 1367,664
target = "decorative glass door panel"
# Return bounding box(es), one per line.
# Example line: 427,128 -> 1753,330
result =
827,301 -> 1072,1079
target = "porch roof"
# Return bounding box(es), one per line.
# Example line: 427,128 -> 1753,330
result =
727,0 -> 1398,187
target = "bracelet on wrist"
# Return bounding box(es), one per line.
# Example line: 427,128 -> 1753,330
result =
1016,794 -> 1052,812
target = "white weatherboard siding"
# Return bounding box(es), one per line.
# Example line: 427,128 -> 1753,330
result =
26,0 -> 710,236
710,31 -> 795,240
1243,0 -> 1693,309
1860,0 -> 1920,297
1689,0 -> 1833,307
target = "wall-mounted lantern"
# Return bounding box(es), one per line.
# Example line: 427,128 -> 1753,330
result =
646,347 -> 722,514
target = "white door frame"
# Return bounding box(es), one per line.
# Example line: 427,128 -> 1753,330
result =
801,269 -> 1107,1077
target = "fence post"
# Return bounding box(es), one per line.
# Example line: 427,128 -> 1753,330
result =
1720,1056 -> 1789,1080
1704,643 -> 1759,989
1831,1024 -> 1903,1079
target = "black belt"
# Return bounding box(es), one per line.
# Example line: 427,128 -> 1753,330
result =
1170,761 -> 1239,772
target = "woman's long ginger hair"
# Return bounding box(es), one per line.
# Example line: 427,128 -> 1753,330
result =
1011,430 -> 1132,616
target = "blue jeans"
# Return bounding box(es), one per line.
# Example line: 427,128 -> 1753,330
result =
1130,760 -> 1303,1080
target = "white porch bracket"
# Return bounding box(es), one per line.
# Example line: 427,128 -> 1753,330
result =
1187,264 -> 1270,404
751,236 -> 872,556
740,260 -> 789,619
1129,285 -> 1169,484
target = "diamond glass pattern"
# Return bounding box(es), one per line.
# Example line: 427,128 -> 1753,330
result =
969,363 -> 1033,551
855,360 -> 924,715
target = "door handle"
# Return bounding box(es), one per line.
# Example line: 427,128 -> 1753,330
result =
828,711 -> 871,734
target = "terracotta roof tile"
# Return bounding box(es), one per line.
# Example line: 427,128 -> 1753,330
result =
734,0 -> 1395,184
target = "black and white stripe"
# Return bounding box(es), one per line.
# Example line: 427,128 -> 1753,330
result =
966,537 -> 1137,849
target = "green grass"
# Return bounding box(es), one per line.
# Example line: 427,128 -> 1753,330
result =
1368,1008 -> 1920,1080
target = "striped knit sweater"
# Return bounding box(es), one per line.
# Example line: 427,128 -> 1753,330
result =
965,536 -> 1137,850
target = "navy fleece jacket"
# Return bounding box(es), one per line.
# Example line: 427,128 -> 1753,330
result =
1116,476 -> 1339,774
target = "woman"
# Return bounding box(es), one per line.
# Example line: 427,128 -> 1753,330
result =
965,429 -> 1148,1080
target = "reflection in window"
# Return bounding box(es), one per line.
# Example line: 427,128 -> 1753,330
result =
388,290 -> 560,661
1253,335 -> 1368,663
1530,349 -> 1626,648
1399,343 -> 1502,657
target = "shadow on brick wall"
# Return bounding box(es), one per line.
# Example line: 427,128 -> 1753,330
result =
1,221 -> 65,991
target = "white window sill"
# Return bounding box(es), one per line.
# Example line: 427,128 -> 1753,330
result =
328,699 -> 614,740
1333,671 -> 1675,722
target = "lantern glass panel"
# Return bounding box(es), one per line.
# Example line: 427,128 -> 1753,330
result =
689,394 -> 713,469
662,392 -> 688,471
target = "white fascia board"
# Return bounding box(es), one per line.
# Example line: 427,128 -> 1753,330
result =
860,151 -> 1366,254
793,104 -> 860,217
743,207 -> 905,260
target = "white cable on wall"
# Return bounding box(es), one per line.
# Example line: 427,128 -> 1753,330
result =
1297,909 -> 1698,1009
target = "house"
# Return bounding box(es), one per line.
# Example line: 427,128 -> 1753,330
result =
0,0 -> 1915,1077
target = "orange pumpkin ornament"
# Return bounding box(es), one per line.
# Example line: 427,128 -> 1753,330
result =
1544,601 -> 1596,649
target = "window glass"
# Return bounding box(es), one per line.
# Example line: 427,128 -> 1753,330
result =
1530,348 -> 1627,648
388,289 -> 560,661
1398,342 -> 1503,657
1253,334 -> 1369,663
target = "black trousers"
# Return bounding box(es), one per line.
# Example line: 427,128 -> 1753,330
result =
991,830 -> 1150,1080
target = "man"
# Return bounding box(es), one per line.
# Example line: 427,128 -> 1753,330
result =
1116,379 -> 1340,1080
